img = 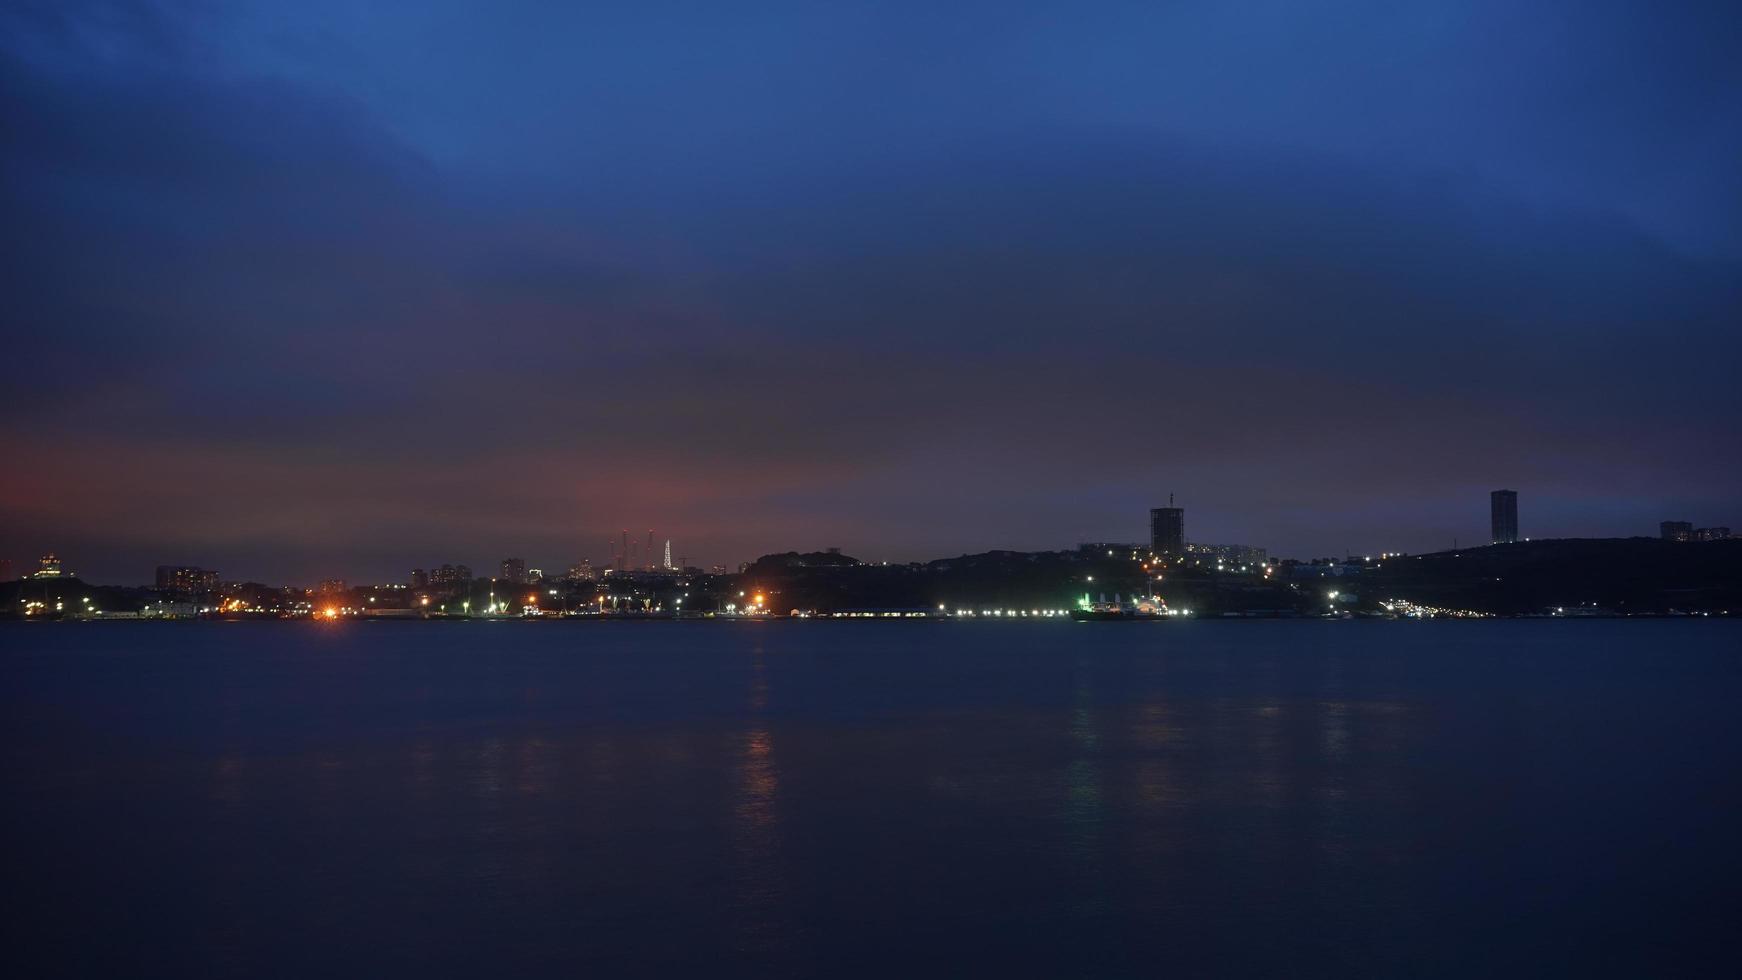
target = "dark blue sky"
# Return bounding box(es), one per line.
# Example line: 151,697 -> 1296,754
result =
3,0 -> 1739,584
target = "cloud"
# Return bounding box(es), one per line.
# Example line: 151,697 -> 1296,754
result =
2,1 -> 1738,581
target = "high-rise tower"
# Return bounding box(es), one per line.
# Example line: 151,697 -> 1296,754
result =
1150,495 -> 1185,560
1490,489 -> 1518,544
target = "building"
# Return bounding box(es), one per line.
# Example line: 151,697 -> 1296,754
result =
410,568 -> 430,588
1663,522 -> 1731,542
430,564 -> 472,585
566,560 -> 596,582
32,553 -> 64,578
500,558 -> 527,583
1490,490 -> 1518,544
1150,501 -> 1185,559
155,566 -> 219,592
316,579 -> 347,595
1185,542 -> 1268,567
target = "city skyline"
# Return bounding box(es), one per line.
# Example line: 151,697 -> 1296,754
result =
7,6 -> 1740,975
4,2 -> 1739,585
9,488 -> 1735,588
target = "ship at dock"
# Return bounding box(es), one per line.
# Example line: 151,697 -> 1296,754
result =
1069,592 -> 1168,621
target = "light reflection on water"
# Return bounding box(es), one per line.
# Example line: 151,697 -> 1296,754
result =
6,621 -> 1741,978
1064,658 -> 1106,918
731,644 -> 790,959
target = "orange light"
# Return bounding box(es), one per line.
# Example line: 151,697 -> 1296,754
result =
527,594 -> 538,605
753,594 -> 765,605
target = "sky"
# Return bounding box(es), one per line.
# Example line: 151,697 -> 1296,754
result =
3,0 -> 1740,584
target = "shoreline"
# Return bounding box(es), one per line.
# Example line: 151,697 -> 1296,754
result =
6,612 -> 1732,624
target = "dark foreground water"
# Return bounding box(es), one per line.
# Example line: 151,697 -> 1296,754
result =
3,621 -> 1740,978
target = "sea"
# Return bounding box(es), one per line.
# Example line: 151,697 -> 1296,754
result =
3,620 -> 1739,978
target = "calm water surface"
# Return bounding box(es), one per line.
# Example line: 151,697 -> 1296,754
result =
4,621 -> 1739,978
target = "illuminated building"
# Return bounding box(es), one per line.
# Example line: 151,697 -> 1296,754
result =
32,553 -> 64,578
410,568 -> 429,588
1186,542 -> 1268,566
1490,489 -> 1518,544
155,566 -> 219,591
1150,499 -> 1184,559
1663,521 -> 1731,542
430,564 -> 471,585
500,558 -> 527,583
567,560 -> 596,581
